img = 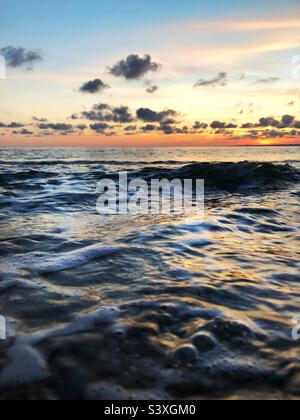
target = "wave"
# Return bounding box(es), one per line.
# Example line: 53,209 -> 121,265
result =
0,162 -> 298,194
12,244 -> 124,274
0,170 -> 56,183
135,161 -> 300,192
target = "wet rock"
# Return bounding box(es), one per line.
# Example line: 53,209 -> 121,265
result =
126,323 -> 159,338
171,345 -> 198,366
204,317 -> 254,345
85,383 -> 128,400
289,372 -> 300,396
191,332 -> 217,353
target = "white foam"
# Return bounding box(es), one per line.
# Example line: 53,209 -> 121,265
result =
0,306 -> 120,386
16,244 -> 123,274
0,269 -> 45,291
0,344 -> 48,386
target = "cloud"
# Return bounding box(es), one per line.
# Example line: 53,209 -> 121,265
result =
70,114 -> 79,120
38,123 -> 74,133
0,122 -> 25,129
247,128 -> 300,139
32,116 -> 48,122
13,128 -> 33,135
89,123 -> 117,136
194,72 -> 228,88
146,85 -> 159,94
210,121 -> 226,129
255,77 -> 280,84
79,79 -> 110,94
109,54 -> 161,80
76,124 -> 87,131
136,108 -> 179,123
193,121 -> 208,130
82,104 -> 134,124
240,115 -> 300,131
141,124 -> 158,132
157,124 -> 191,135
0,46 -> 42,68
124,125 -> 137,132
90,123 -> 110,133
241,123 -> 255,129
257,117 -> 281,128
281,114 -> 295,127
225,123 -> 238,129
111,106 -> 134,123
263,130 -> 286,138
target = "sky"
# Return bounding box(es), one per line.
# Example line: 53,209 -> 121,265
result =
0,0 -> 300,147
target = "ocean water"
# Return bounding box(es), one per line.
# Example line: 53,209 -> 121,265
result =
0,146 -> 299,400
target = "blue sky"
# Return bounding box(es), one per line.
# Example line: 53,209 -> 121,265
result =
1,0 -> 297,46
0,0 -> 299,146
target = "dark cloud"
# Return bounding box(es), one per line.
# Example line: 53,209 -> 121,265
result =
210,121 -> 238,130
248,128 -> 300,139
157,124 -> 191,135
90,123 -> 110,133
124,125 -> 137,132
82,104 -> 134,123
194,72 -> 227,88
281,114 -> 295,127
141,124 -> 158,132
210,121 -> 226,129
193,121 -> 208,130
263,130 -> 285,138
13,128 -> 33,135
136,108 -> 178,123
89,123 -> 117,136
81,111 -> 105,121
109,54 -> 161,80
93,103 -> 111,111
146,85 -> 159,94
293,121 -> 300,129
79,79 -> 110,94
241,123 -> 255,129
76,124 -> 87,131
0,46 -> 42,68
4,122 -> 24,128
112,106 -> 134,123
175,126 -> 189,134
239,115 -> 300,138
38,123 -> 74,133
257,117 -> 280,128
159,124 -> 174,135
32,116 -> 48,122
255,77 -> 280,84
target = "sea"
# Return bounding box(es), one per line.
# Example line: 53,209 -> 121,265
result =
0,146 -> 299,400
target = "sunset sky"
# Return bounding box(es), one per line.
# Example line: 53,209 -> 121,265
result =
0,0 -> 300,147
